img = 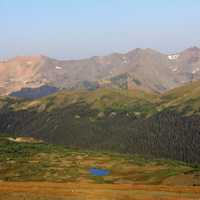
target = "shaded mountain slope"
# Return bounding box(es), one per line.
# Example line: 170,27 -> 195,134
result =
10,85 -> 60,99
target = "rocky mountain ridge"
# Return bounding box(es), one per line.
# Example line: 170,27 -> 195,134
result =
1,47 -> 200,98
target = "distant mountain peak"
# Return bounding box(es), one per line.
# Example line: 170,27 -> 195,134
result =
181,46 -> 200,61
187,46 -> 200,51
183,46 -> 200,53
12,55 -> 44,61
1,47 -> 200,98
126,48 -> 162,57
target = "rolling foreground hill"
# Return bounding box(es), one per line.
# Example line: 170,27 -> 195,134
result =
1,47 -> 200,98
0,81 -> 200,164
0,137 -> 200,200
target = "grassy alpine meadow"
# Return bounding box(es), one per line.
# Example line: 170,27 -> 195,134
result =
0,137 -> 200,200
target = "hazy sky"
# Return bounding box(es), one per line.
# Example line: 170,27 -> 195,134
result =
0,0 -> 200,59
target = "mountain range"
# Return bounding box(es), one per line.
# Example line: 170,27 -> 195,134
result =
1,47 -> 200,98
1,47 -> 200,164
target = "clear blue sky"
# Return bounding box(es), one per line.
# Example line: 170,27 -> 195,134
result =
0,0 -> 200,59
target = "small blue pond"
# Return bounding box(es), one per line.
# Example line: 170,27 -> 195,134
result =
89,168 -> 110,176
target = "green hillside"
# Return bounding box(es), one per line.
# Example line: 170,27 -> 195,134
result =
160,80 -> 200,115
0,82 -> 200,164
1,137 -> 199,185
15,88 -> 158,117
5,80 -> 200,116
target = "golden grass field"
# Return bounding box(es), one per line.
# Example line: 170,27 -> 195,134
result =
0,182 -> 200,200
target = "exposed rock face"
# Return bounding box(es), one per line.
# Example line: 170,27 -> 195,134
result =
0,55 -> 46,95
1,47 -> 200,97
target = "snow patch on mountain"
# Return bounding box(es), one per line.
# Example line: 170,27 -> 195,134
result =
55,66 -> 62,70
172,68 -> 178,72
122,56 -> 128,64
192,68 -> 200,74
168,54 -> 180,60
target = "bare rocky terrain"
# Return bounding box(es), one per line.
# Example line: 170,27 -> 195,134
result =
1,47 -> 200,98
